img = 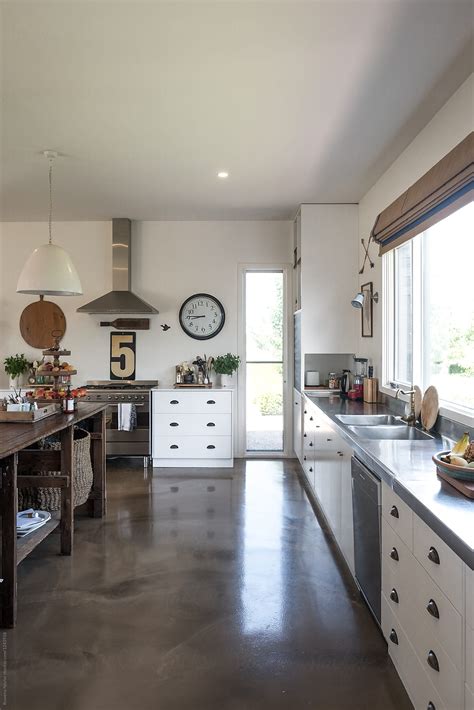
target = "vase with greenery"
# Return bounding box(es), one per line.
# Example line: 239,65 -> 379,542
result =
213,353 -> 241,387
4,353 -> 30,389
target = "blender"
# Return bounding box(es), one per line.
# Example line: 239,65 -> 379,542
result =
349,357 -> 368,400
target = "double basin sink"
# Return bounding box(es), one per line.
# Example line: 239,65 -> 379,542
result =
334,414 -> 432,441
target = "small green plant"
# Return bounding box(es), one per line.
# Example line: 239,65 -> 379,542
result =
4,353 -> 30,380
213,353 -> 241,376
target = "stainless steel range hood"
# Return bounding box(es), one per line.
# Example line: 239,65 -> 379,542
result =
77,219 -> 158,314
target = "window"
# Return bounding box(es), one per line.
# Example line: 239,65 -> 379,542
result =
384,202 -> 474,414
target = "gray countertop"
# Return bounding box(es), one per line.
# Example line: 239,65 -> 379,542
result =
303,392 -> 474,569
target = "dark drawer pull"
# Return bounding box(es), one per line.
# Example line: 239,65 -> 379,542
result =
304,433 -> 307,438
389,629 -> 398,645
327,438 -> 332,442
170,422 -> 179,427
390,547 -> 399,561
207,400 -> 216,405
426,599 -> 440,619
207,445 -> 216,450
428,547 -> 440,565
315,425 -> 320,428
170,444 -> 179,449
170,400 -> 179,404
309,442 -> 313,447
309,467 -> 313,473
309,416 -> 313,421
390,505 -> 399,519
427,651 -> 439,672
207,422 -> 215,427
303,455 -> 307,461
304,410 -> 307,414
390,588 -> 399,604
427,703 -> 436,710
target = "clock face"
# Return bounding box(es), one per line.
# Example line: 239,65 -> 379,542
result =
179,293 -> 225,340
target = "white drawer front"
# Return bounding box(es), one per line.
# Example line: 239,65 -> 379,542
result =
467,624 -> 474,692
154,413 -> 231,436
413,515 -> 464,612
153,391 -> 232,414
382,594 -> 447,710
153,435 -> 232,459
302,458 -> 315,491
382,518 -> 416,590
467,566 -> 474,630
381,482 -> 413,550
411,621 -> 463,710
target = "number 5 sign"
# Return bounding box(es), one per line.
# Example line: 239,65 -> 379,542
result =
110,332 -> 136,380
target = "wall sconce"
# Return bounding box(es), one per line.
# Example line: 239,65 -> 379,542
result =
351,289 -> 379,309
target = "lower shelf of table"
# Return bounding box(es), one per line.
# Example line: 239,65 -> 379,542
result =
17,518 -> 60,564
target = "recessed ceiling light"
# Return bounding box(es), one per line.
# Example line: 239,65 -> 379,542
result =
217,171 -> 229,179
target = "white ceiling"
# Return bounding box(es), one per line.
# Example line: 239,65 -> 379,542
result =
1,1 -> 472,221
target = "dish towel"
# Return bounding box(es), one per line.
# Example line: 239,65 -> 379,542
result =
118,403 -> 137,431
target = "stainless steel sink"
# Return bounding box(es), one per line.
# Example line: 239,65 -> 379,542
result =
346,425 -> 432,441
335,414 -> 404,426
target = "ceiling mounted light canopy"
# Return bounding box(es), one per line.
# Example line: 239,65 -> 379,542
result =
217,171 -> 229,179
17,151 -> 83,296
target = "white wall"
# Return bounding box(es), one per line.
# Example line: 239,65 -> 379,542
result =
357,73 -> 474,378
0,220 -> 292,388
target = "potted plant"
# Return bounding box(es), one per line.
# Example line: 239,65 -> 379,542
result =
4,353 -> 30,389
213,353 -> 241,387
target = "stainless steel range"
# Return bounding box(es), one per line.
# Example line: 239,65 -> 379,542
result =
85,380 -> 157,463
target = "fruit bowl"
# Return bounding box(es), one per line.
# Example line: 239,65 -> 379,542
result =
433,451 -> 474,481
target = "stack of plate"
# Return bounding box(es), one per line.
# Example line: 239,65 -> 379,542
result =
17,509 -> 51,537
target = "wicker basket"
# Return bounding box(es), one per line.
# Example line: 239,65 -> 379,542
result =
18,428 -> 94,512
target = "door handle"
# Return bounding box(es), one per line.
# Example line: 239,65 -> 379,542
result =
427,703 -> 436,710
170,422 -> 179,427
207,445 -> 216,450
427,651 -> 439,672
170,444 -> 179,449
389,629 -> 398,645
170,400 -> 179,405
206,422 -> 215,427
428,547 -> 440,565
390,547 -> 399,561
390,589 -> 399,604
207,400 -> 216,405
426,599 -> 440,619
390,505 -> 399,519
309,467 -> 313,473
309,442 -> 313,447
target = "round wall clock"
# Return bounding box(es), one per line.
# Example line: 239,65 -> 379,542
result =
179,293 -> 225,340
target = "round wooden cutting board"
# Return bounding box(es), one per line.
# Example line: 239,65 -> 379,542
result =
19,297 -> 66,349
414,385 -> 422,421
421,385 -> 439,431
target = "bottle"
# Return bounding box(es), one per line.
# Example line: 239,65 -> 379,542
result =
63,385 -> 74,413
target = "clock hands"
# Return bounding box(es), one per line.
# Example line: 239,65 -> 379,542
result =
186,315 -> 206,320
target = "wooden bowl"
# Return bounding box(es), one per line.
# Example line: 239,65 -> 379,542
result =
433,451 -> 474,481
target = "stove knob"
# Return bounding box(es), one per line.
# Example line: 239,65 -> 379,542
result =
96,394 -> 102,399
107,395 -> 112,400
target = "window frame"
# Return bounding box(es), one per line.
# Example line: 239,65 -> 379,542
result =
382,227 -> 474,426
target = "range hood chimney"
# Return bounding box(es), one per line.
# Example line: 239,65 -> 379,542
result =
77,219 -> 158,314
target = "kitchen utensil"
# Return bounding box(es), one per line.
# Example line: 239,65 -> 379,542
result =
20,296 -> 66,349
421,386 -> 439,431
100,319 -> 150,330
305,371 -> 320,387
340,370 -> 351,397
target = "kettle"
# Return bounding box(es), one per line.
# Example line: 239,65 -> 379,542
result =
340,369 -> 351,398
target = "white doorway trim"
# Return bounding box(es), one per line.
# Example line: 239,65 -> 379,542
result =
237,263 -> 293,458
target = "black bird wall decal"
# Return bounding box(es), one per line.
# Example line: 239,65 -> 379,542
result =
161,324 -> 171,331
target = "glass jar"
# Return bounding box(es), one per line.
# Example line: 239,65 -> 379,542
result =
328,372 -> 338,389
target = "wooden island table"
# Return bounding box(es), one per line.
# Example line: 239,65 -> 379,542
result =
0,403 -> 107,627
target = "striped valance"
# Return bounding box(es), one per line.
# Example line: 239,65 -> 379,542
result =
371,132 -> 474,255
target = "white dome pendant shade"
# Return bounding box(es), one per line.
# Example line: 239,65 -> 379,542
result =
17,151 -> 83,297
17,242 -> 82,296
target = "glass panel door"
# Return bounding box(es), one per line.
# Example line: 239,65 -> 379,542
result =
245,271 -> 285,452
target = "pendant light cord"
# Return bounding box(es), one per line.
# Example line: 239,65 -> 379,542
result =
48,157 -> 53,245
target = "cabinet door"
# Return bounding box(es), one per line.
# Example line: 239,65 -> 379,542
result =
302,404 -> 316,489
339,445 -> 354,573
293,389 -> 302,462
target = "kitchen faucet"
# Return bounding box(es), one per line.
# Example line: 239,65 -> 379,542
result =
395,387 -> 417,426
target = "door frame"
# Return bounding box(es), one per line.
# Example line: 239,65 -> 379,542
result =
237,263 -> 293,458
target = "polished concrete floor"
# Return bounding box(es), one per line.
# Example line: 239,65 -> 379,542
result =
8,459 -> 412,710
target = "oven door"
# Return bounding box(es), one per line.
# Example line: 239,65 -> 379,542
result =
105,400 -> 150,456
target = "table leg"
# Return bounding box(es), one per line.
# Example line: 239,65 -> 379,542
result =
89,410 -> 106,518
60,426 -> 74,555
1,453 -> 18,628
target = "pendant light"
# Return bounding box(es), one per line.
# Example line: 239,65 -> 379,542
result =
17,151 -> 83,296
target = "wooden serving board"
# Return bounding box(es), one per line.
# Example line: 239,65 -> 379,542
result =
0,403 -> 62,423
437,469 -> 474,499
20,297 -> 66,349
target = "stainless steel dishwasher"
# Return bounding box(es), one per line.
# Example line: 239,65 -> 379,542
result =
351,456 -> 381,624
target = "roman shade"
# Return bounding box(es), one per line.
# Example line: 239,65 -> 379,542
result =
371,132 -> 474,255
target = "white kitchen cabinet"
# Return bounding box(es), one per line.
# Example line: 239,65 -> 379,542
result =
299,204 -> 358,358
293,388 -> 303,463
152,389 -> 233,468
